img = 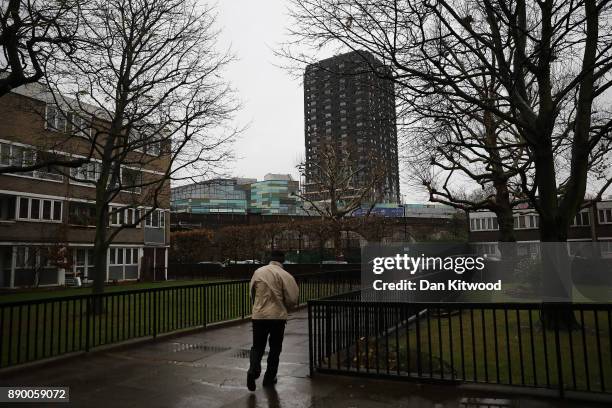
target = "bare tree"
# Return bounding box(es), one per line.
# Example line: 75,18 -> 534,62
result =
409,86 -> 529,245
284,0 -> 612,327
0,1 -> 110,176
296,141 -> 389,259
47,0 -> 238,295
284,0 -> 612,242
0,0 -> 80,95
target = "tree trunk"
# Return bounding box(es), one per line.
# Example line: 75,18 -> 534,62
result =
333,227 -> 344,261
534,148 -> 578,329
93,201 -> 109,295
91,199 -> 109,314
495,201 -> 517,259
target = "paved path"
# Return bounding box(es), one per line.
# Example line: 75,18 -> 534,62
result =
0,310 -> 608,407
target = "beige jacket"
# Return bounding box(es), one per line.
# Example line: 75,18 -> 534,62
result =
250,261 -> 299,320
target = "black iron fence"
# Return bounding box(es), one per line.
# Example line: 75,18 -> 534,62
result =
0,270 -> 359,369
308,294 -> 612,396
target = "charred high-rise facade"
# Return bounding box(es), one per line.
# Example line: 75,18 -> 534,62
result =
303,51 -> 400,204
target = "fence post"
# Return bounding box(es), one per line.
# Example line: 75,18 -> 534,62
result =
308,302 -> 314,377
203,285 -> 207,328
85,298 -> 91,352
152,290 -> 158,339
325,304 -> 331,363
554,306 -> 565,398
241,282 -> 245,320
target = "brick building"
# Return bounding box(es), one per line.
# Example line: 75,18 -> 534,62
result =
0,84 -> 170,288
468,201 -> 612,256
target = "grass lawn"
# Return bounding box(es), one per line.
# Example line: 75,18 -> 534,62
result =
329,308 -> 612,393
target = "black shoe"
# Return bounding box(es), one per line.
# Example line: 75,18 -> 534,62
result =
262,376 -> 277,387
247,372 -> 256,391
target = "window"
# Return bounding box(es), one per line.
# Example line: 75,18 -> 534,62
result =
34,151 -> 65,181
45,104 -> 67,132
0,194 -> 16,221
109,248 -> 139,265
147,141 -> 162,156
109,206 -> 140,227
121,168 -> 143,193
9,145 -> 34,169
68,202 -> 96,226
42,200 -> 52,219
0,141 -> 65,181
45,105 -> 58,130
571,210 -> 590,227
598,208 -> 612,224
0,142 -> 10,165
19,197 -> 28,219
129,127 -> 162,156
16,197 -> 62,222
15,247 -> 32,269
470,215 -> 499,231
144,209 -> 165,228
30,199 -> 40,220
109,206 -> 122,226
514,213 -> 538,229
68,113 -> 92,138
53,201 -> 62,220
70,161 -> 101,183
70,248 -> 94,280
152,210 -> 159,227
56,111 -> 67,131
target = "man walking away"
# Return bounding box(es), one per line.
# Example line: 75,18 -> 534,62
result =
247,250 -> 299,391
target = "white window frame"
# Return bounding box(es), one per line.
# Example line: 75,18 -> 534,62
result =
0,140 -> 64,182
598,208 -> 612,224
109,206 -> 142,228
109,247 -> 139,266
70,161 -> 101,183
71,248 -> 95,280
571,209 -> 591,227
513,213 -> 539,230
16,197 -> 62,222
120,167 -> 143,194
68,112 -> 93,139
469,214 -> 499,231
144,209 -> 165,229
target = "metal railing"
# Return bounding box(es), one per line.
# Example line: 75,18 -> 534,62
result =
0,270 -> 359,369
308,294 -> 612,396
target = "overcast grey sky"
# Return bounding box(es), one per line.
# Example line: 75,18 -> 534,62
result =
215,1 -> 303,181
215,0 -> 422,202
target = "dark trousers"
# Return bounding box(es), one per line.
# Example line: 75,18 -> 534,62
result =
248,319 -> 286,380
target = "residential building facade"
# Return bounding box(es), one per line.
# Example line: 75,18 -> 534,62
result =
303,51 -> 400,203
468,201 -> 612,256
0,84 -> 171,288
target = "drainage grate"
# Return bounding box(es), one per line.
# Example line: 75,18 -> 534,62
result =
169,342 -> 231,354
459,398 -> 515,408
232,348 -> 267,359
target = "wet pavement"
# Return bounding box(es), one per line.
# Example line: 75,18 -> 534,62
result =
0,309 -> 609,407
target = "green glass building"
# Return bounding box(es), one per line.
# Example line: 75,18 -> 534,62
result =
249,174 -> 300,215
